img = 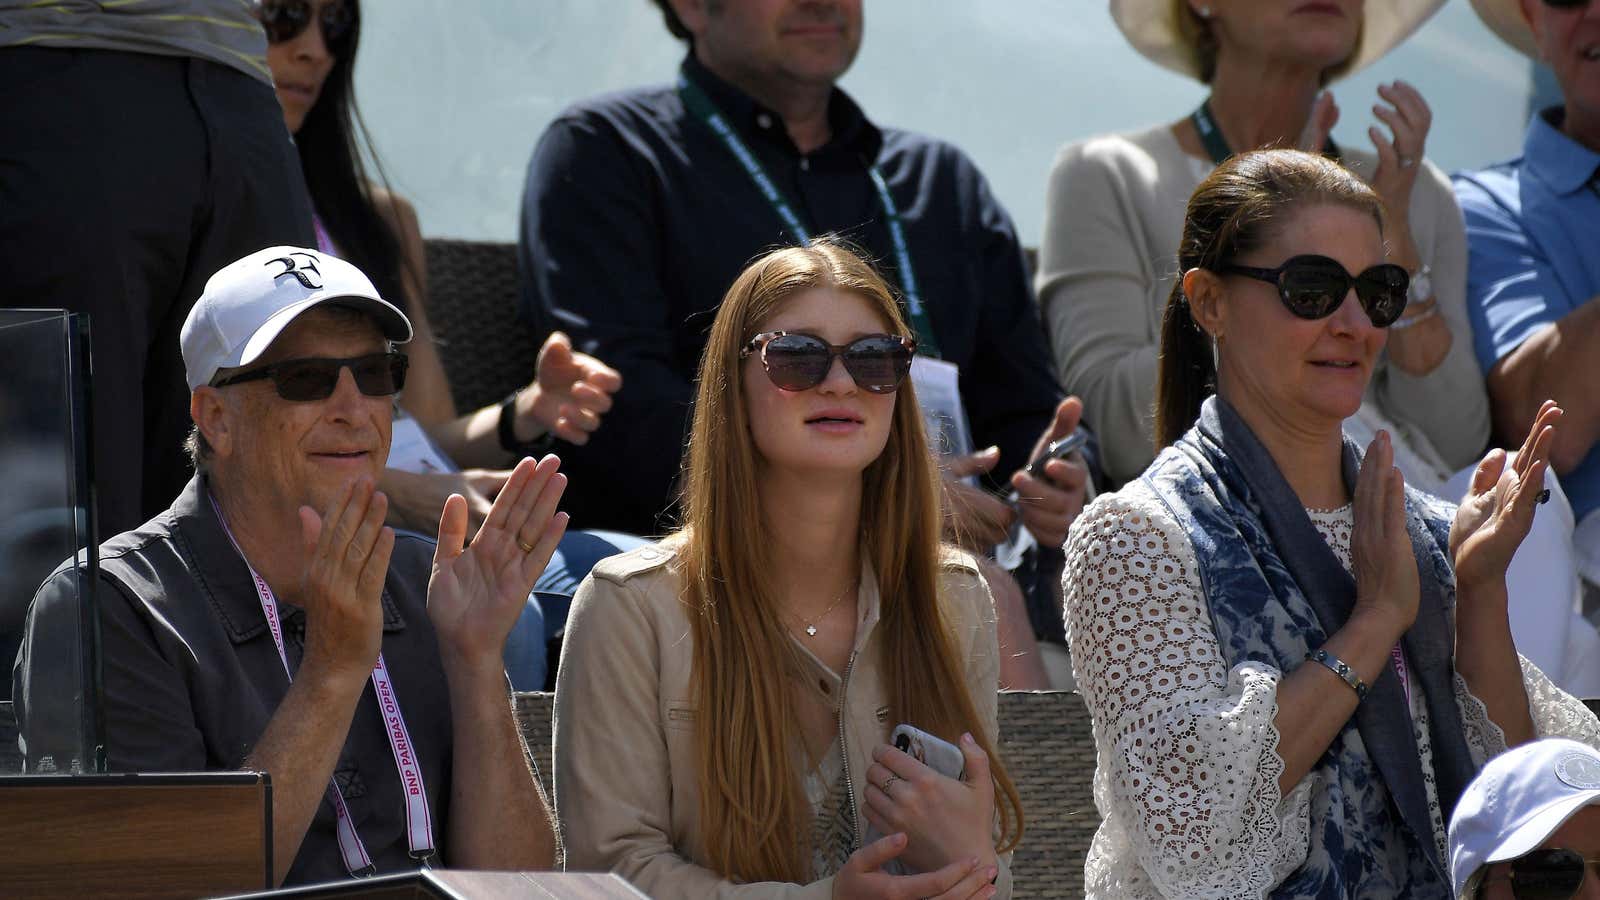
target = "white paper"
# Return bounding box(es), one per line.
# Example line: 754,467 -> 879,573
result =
911,356 -> 973,460
387,414 -> 458,475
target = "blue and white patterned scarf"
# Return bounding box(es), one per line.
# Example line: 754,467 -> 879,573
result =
1142,397 -> 1477,898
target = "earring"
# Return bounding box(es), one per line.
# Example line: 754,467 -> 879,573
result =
1197,5 -> 1213,17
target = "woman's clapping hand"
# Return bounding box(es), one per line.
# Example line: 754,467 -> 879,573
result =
1350,431 -> 1420,637
1450,401 -> 1561,593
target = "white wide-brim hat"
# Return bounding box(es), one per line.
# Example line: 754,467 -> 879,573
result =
1111,0 -> 1448,81
1469,0 -> 1539,57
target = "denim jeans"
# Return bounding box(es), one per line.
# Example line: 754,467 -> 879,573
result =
502,530 -> 650,690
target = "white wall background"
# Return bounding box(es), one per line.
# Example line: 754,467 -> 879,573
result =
353,1 -> 1536,246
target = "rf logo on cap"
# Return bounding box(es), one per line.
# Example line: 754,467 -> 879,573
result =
1556,753 -> 1600,791
266,251 -> 324,289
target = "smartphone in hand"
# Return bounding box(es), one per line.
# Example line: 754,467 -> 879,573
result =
892,724 -> 965,781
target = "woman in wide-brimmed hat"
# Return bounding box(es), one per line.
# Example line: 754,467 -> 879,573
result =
1037,0 -> 1489,490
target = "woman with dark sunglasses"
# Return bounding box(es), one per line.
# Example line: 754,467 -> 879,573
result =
1063,149 -> 1600,899
260,0 -> 620,531
555,240 -> 1023,898
259,0 -> 640,688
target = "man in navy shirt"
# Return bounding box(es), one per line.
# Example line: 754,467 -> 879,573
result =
519,1 -> 1089,567
1456,0 -> 1600,567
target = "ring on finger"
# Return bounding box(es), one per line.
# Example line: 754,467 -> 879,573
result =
1398,156 -> 1417,169
880,774 -> 900,793
517,538 -> 537,554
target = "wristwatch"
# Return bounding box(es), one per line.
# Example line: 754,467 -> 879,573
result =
498,390 -> 556,459
1408,263 -> 1434,305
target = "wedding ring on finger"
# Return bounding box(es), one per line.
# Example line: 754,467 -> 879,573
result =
1398,156 -> 1417,169
517,538 -> 537,554
880,774 -> 901,793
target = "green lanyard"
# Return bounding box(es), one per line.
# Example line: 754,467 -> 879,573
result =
678,75 -> 942,358
1190,99 -> 1341,166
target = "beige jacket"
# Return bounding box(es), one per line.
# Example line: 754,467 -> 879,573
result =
1036,123 -> 1491,484
553,543 -> 1013,899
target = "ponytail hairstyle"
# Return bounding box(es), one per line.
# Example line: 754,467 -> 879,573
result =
1154,149 -> 1387,449
673,238 -> 1023,883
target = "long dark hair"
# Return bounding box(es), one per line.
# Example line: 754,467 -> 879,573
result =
291,0 -> 413,309
1154,149 -> 1386,449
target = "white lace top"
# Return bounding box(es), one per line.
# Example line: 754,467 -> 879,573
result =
1063,482 -> 1600,899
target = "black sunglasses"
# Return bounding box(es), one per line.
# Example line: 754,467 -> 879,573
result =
740,331 -> 915,394
1486,848 -> 1600,900
1220,254 -> 1410,327
256,0 -> 355,48
210,352 -> 407,402
1542,0 -> 1591,8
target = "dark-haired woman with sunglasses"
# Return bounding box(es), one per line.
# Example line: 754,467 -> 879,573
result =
261,0 -> 620,529
260,0 -> 639,688
1063,149 -> 1600,899
555,239 -> 1023,899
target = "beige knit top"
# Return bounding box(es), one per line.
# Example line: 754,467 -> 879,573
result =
1036,123 -> 1490,485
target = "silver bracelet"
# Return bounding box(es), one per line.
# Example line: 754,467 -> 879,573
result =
1307,648 -> 1370,700
1388,303 -> 1440,331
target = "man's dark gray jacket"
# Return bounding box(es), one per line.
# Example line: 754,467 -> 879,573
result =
12,474 -> 454,884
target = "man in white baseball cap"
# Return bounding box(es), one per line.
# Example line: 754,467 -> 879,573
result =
15,246 -> 565,885
1450,738 -> 1600,899
1456,0 -> 1600,651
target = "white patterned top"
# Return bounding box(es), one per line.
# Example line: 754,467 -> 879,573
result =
1063,483 -> 1600,899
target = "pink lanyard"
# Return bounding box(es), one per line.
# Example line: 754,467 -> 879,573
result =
1391,644 -> 1412,710
209,495 -> 434,875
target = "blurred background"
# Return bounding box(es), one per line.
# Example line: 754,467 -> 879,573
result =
355,0 -> 1548,247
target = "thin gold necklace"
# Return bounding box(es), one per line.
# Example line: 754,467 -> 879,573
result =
794,579 -> 857,638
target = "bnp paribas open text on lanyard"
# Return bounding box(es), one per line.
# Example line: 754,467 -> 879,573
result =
209,492 -> 435,877
677,75 -> 975,460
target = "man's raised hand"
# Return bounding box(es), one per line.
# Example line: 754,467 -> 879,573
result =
297,476 -> 395,685
428,454 -> 569,670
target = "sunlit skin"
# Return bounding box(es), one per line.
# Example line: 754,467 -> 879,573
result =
1205,0 -> 1362,74
265,0 -> 344,134
743,287 -> 898,477
1480,805 -> 1600,899
196,307 -> 394,535
1187,203 -> 1390,441
1520,0 -> 1600,151
680,0 -> 863,94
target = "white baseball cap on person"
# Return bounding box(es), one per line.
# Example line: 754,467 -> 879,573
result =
1449,738 -> 1600,897
180,246 -> 412,390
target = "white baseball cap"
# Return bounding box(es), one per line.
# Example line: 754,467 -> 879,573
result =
180,246 -> 412,390
1449,738 -> 1600,897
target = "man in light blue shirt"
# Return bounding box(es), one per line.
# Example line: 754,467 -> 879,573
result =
1455,0 -> 1600,526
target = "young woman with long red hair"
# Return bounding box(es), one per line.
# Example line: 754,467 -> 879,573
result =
554,240 -> 1023,898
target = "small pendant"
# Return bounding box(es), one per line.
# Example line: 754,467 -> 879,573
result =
805,624 -> 818,637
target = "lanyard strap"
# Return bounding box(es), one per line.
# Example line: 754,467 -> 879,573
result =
1391,644 -> 1412,710
678,75 -> 942,358
1190,99 -> 1342,166
208,494 -> 434,875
